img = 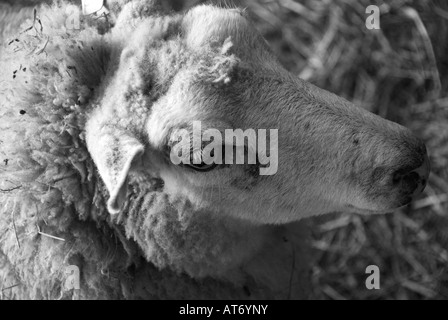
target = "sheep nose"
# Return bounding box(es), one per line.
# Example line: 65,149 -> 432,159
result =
392,153 -> 430,201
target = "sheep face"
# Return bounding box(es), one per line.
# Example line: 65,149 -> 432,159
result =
86,5 -> 429,224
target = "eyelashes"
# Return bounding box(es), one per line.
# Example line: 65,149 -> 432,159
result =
183,162 -> 219,172
179,145 -> 223,172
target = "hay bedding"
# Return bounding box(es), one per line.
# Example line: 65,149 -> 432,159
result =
0,1 -> 311,300
233,0 -> 448,299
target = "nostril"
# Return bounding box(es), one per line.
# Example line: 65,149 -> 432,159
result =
401,171 -> 421,190
391,153 -> 430,198
379,143 -> 430,209
391,169 -> 422,201
392,167 -> 417,185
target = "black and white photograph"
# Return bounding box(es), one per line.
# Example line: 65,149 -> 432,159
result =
0,0 -> 447,305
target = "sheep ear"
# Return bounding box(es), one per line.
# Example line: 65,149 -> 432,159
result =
86,119 -> 144,215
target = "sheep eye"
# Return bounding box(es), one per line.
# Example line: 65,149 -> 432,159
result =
173,146 -> 221,172
184,162 -> 218,172
188,147 -> 220,172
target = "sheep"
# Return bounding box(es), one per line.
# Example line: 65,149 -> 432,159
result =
0,0 -> 429,299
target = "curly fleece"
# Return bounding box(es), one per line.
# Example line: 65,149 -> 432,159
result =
0,1 -> 311,299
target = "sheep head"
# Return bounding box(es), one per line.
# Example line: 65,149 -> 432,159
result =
86,4 -> 429,225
